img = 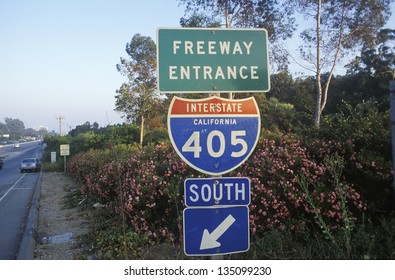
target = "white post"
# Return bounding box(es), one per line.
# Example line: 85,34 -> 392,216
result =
51,152 -> 56,163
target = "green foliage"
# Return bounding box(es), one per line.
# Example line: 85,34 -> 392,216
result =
347,28 -> 395,77
351,216 -> 395,259
143,129 -> 169,146
42,124 -> 141,167
289,0 -> 391,127
42,134 -> 72,161
69,121 -> 99,137
261,97 -> 298,132
268,71 -> 295,102
178,0 -> 295,71
244,215 -> 395,260
101,124 -> 140,146
306,100 -> 393,213
41,161 -> 64,172
116,33 -> 163,146
93,224 -> 152,260
178,0 -> 295,41
76,201 -> 153,260
0,118 -> 25,140
180,12 -> 221,27
297,153 -> 355,258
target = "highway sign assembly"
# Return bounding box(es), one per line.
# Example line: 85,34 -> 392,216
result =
167,96 -> 260,175
157,28 -> 270,93
185,177 -> 250,207
183,206 -> 249,256
157,27 -> 270,257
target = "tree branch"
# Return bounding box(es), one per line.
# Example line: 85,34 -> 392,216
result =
321,4 -> 346,112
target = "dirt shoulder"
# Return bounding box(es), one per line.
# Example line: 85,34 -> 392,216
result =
34,172 -> 92,260
33,172 -> 186,260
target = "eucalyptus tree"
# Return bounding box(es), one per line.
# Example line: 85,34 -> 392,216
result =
342,28 -> 395,108
347,28 -> 395,77
180,12 -> 222,27
289,0 -> 391,127
177,0 -> 296,72
115,34 -> 162,146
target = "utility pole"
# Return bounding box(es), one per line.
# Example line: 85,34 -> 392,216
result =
56,116 -> 64,136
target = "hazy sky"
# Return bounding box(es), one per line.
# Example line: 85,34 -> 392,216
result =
0,0 -> 394,133
0,0 -> 185,132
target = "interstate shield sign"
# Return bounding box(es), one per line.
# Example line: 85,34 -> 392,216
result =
167,96 -> 260,175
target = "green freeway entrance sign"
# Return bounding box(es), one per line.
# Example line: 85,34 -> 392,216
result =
157,28 -> 270,93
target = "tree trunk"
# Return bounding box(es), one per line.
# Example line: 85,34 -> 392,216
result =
139,115 -> 144,147
314,0 -> 322,128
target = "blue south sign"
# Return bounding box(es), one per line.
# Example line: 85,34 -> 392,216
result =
185,177 -> 250,207
168,96 -> 260,175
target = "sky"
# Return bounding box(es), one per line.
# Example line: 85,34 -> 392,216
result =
0,0 -> 186,133
0,0 -> 394,133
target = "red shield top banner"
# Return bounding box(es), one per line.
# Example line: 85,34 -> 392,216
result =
167,96 -> 260,175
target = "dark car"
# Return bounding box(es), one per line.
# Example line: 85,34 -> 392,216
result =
0,157 -> 4,169
20,158 -> 41,173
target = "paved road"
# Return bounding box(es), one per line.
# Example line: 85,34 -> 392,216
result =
0,141 -> 43,259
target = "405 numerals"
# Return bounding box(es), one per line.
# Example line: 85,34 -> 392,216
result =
182,130 -> 248,159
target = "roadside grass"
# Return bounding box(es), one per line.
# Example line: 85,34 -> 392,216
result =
62,179 -> 192,260
41,161 -> 64,172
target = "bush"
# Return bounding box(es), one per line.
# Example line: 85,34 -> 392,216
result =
68,132 -> 373,259
68,142 -> 196,246
143,129 -> 169,146
305,100 -> 394,213
231,134 -> 366,240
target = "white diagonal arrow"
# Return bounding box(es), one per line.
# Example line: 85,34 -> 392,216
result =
200,214 -> 236,250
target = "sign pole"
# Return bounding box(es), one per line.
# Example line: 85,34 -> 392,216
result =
64,155 -> 67,174
210,91 -> 223,260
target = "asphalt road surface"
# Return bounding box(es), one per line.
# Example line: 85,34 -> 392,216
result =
0,141 -> 43,259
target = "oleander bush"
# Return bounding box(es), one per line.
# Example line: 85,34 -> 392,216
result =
234,134 -> 366,235
305,101 -> 393,213
65,127 -> 394,259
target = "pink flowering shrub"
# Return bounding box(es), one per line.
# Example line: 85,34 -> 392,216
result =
68,143 -> 195,244
68,132 -> 368,247
315,104 -> 393,213
67,144 -> 138,199
346,148 -> 393,212
115,144 -> 191,243
230,133 -> 366,236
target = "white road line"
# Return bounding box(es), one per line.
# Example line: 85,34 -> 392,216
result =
0,174 -> 26,203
